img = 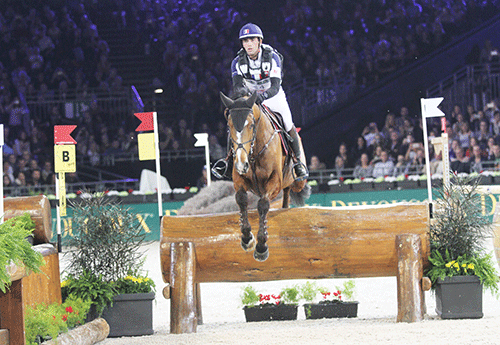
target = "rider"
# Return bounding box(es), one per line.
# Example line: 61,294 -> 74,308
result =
212,23 -> 309,181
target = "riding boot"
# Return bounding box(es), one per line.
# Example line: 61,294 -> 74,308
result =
288,126 -> 309,181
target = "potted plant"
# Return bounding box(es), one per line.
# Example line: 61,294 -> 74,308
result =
61,193 -> 155,336
301,280 -> 358,319
241,284 -> 299,322
426,173 -> 499,319
0,213 -> 44,293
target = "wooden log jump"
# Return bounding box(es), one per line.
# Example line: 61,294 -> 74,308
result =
160,203 -> 431,333
0,195 -> 60,345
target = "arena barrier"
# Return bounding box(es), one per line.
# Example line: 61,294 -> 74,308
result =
160,203 -> 431,334
0,195 -> 61,345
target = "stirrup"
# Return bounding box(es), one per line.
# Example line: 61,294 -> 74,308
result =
212,159 -> 229,179
292,161 -> 309,181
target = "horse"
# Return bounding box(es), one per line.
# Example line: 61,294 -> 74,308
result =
220,92 -> 311,262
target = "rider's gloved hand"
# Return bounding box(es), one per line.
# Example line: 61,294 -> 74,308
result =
256,93 -> 266,104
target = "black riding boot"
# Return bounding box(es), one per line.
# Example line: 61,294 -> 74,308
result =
288,127 -> 309,181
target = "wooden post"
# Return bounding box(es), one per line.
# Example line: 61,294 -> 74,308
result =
22,244 -> 62,309
0,280 -> 25,345
196,283 -> 203,325
0,329 -> 9,345
396,234 -> 425,322
170,242 -> 197,334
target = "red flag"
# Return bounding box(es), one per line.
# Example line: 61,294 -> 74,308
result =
54,125 -> 77,144
135,112 -> 155,131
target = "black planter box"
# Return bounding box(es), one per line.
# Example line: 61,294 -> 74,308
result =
435,276 -> 483,319
87,292 -> 155,336
303,302 -> 359,319
244,304 -> 298,322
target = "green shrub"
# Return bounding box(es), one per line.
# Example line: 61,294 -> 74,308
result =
280,285 -> 300,305
240,285 -> 260,307
25,296 -> 91,345
0,213 -> 44,293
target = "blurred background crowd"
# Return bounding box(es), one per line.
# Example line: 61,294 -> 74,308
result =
1,0 -> 500,191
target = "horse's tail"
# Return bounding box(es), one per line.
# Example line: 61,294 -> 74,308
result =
290,183 -> 311,207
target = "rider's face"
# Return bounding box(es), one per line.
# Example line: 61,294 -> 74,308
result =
241,37 -> 261,60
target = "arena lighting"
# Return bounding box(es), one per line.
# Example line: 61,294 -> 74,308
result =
154,88 -> 164,94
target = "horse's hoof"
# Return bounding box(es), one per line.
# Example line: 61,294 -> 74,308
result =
253,247 -> 269,262
241,233 -> 255,252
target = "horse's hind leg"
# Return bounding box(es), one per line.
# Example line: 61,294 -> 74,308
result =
254,197 -> 270,262
236,188 -> 255,251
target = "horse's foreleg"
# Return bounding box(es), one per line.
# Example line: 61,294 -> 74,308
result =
282,187 -> 290,208
254,197 -> 270,262
235,188 -> 255,252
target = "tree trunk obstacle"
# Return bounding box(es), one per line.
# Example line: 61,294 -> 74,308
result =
160,203 -> 431,333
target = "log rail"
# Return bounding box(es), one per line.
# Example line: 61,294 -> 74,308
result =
160,203 -> 431,333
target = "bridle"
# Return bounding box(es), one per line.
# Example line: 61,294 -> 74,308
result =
229,107 -> 259,163
229,106 -> 278,164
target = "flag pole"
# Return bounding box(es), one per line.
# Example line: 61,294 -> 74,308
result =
420,97 -> 445,219
194,133 -> 210,186
153,112 -> 163,222
421,99 -> 433,207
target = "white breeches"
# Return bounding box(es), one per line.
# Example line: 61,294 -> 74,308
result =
262,87 -> 294,132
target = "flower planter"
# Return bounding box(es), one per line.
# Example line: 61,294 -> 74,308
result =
87,292 -> 155,336
303,301 -> 359,319
435,275 -> 483,319
243,304 -> 298,322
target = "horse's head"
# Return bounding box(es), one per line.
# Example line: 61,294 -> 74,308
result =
220,92 -> 258,175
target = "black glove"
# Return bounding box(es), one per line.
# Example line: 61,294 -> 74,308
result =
256,93 -> 266,104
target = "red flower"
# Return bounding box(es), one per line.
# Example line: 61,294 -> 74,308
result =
76,190 -> 82,195
52,315 -> 56,320
128,189 -> 134,194
62,314 -> 68,321
65,306 -> 73,313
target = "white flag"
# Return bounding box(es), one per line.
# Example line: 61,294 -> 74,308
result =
421,97 -> 445,118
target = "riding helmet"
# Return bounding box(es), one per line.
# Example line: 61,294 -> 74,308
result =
239,23 -> 263,40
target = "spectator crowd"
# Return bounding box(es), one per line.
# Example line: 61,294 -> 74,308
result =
311,101 -> 500,180
1,0 -> 500,191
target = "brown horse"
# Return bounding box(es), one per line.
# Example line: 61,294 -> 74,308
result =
220,92 -> 311,261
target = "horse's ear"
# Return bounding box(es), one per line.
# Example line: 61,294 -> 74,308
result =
220,92 -> 234,108
246,92 -> 258,107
